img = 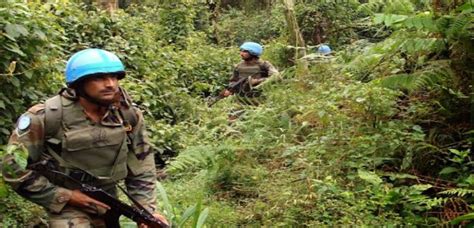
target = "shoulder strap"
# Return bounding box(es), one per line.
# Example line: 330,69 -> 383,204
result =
120,106 -> 138,130
44,95 -> 63,140
258,61 -> 269,78
44,92 -> 139,137
118,88 -> 139,130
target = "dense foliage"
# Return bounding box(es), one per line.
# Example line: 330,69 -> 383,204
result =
0,0 -> 472,227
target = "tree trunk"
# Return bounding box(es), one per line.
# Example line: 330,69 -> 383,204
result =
281,0 -> 308,74
209,0 -> 220,44
282,0 -> 305,58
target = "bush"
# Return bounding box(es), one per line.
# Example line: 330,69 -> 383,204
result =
0,3 -> 65,144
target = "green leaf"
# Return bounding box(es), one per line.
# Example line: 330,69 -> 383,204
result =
358,170 -> 382,185
13,152 -> 27,170
196,208 -> 209,228
449,149 -> 463,156
451,212 -> 474,225
411,184 -> 432,192
177,205 -> 197,227
412,125 -> 423,132
156,181 -> 174,221
0,128 -> 9,135
458,2 -> 474,13
10,77 -> 21,87
0,179 -> 9,198
405,17 -> 414,28
421,16 -> 436,31
379,14 -> 408,26
439,167 -> 459,175
24,70 -> 33,79
414,17 -> 423,29
374,14 -> 385,24
34,29 -> 46,40
464,175 -> 474,186
4,23 -> 29,38
4,43 -> 26,57
386,172 -> 417,180
2,33 -> 17,41
193,197 -> 203,227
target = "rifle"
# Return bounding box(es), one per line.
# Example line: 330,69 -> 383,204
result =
29,160 -> 169,228
208,76 -> 250,107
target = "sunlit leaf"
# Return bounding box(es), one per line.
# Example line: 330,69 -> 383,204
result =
358,170 -> 382,185
4,23 -> 29,38
439,167 -> 459,175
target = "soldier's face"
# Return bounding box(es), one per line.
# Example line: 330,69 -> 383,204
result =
240,50 -> 252,61
83,74 -> 119,104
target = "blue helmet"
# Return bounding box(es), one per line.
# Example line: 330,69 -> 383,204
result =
65,48 -> 125,86
240,42 -> 263,57
317,44 -> 331,55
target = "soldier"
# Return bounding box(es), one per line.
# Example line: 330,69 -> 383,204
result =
222,42 -> 279,101
2,48 -> 168,227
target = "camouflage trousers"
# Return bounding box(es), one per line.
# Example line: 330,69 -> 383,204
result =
48,206 -> 111,228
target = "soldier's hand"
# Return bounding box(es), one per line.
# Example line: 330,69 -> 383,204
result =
222,89 -> 232,97
68,190 -> 110,214
138,212 -> 169,228
250,78 -> 263,86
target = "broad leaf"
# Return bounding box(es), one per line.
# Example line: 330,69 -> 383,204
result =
196,208 -> 209,228
358,170 -> 382,185
178,205 -> 197,227
439,167 -> 460,175
4,23 -> 29,38
451,212 -> 474,225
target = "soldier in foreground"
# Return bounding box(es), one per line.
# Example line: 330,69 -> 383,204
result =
2,48 -> 168,227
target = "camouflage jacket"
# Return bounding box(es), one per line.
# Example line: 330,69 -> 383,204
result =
228,59 -> 279,99
229,59 -> 279,83
2,88 -> 157,214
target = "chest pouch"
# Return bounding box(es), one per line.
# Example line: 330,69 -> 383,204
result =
62,125 -> 129,182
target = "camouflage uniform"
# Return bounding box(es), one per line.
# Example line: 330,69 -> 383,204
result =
2,88 -> 157,227
229,59 -> 279,105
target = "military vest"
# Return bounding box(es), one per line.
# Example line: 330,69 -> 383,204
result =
43,93 -> 137,186
234,60 -> 269,81
234,60 -> 269,99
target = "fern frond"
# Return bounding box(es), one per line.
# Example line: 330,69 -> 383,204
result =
408,196 -> 449,208
378,61 -> 452,92
167,145 -> 217,173
445,12 -> 472,40
379,74 -> 418,91
358,0 -> 385,15
359,0 -> 416,15
404,13 -> 438,32
384,0 -> 415,14
401,37 -> 446,54
374,13 -> 409,26
439,188 -> 474,197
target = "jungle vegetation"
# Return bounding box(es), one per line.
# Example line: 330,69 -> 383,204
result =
0,0 -> 473,227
